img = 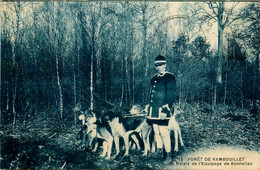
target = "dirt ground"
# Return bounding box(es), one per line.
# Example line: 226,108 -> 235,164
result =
1,127 -> 181,169
1,104 -> 259,169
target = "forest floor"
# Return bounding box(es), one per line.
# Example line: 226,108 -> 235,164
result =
1,103 -> 260,169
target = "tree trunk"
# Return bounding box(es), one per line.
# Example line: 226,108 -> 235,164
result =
90,50 -> 94,110
240,71 -> 244,108
73,67 -> 77,126
120,56 -> 124,107
212,82 -> 216,110
12,77 -> 17,128
90,5 -> 99,111
224,72 -> 227,105
90,19 -> 95,111
125,54 -> 130,104
143,26 -> 149,105
12,2 -> 21,128
53,2 -> 64,121
6,87 -> 9,111
179,75 -> 183,103
141,5 -> 149,105
132,55 -> 135,104
216,2 -> 224,84
56,55 -> 63,119
252,53 -> 259,113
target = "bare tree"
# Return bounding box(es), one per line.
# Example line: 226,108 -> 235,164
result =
235,2 -> 259,114
180,2 -> 240,107
2,2 -> 23,127
198,2 -> 240,84
135,2 -> 169,104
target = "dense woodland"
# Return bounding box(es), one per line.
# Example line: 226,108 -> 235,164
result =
1,1 -> 259,128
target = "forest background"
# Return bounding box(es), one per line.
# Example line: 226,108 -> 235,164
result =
1,1 -> 259,127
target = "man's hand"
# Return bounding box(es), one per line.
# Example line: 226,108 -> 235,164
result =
159,106 -> 167,119
144,104 -> 149,114
160,113 -> 167,119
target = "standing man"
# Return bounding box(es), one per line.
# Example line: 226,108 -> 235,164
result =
146,55 -> 178,164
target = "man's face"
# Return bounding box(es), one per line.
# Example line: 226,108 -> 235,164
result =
155,63 -> 166,74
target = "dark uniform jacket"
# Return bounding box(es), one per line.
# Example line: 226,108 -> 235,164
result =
147,72 -> 178,122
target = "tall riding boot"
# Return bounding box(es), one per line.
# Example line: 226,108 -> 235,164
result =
163,152 -> 171,165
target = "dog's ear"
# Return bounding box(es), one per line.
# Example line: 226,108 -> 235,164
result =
83,124 -> 88,130
174,105 -> 183,115
134,105 -> 143,114
78,114 -> 85,120
73,103 -> 83,112
98,114 -> 109,124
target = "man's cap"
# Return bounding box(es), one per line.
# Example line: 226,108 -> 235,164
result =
154,55 -> 166,64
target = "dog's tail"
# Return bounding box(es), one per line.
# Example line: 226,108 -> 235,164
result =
134,120 -> 147,133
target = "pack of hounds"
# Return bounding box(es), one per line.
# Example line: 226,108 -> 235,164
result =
76,104 -> 184,160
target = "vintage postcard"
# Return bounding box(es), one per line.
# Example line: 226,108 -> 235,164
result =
1,1 -> 259,169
